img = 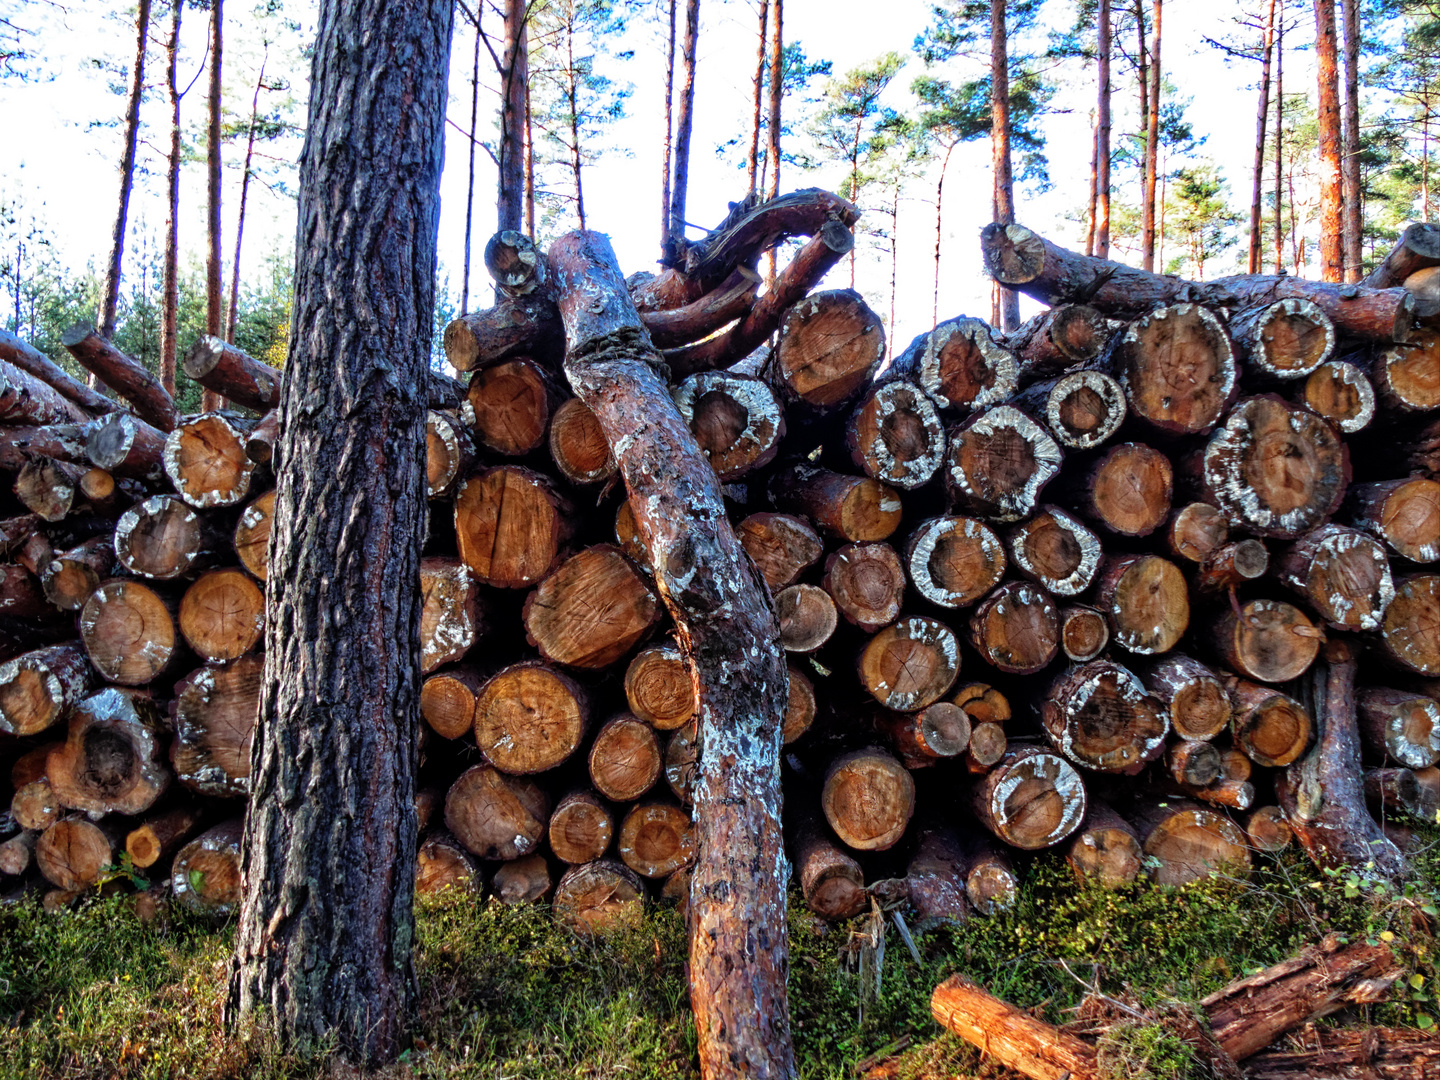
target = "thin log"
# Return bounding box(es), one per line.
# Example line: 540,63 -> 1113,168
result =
0,329 -> 118,415
61,325 -> 179,431
181,336 -> 281,412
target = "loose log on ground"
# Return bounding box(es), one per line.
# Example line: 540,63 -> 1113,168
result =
1065,801 -> 1143,888
61,325 -> 179,431
126,805 -> 206,869
1141,654 -> 1231,740
1041,660 -> 1168,774
548,397 -> 616,485
1276,525 -> 1394,630
1007,507 -> 1100,596
0,329 -> 119,415
415,831 -> 482,895
424,410 -> 476,498
419,557 -> 482,674
444,764 -> 549,861
589,713 -> 663,802
169,820 -> 243,918
466,357 -> 558,457
553,859 -> 645,934
1380,574 -> 1440,675
769,465 -> 902,542
618,800 -> 695,879
846,380 -> 946,489
734,513 -> 822,593
1245,1026 -> 1440,1079
233,490 -> 276,582
1211,599 -> 1322,684
1074,442 -> 1172,538
1203,397 -> 1350,539
85,412 -> 167,480
945,406 -> 1062,524
43,536 -> 115,612
46,688 -> 169,815
904,823 -> 970,924
79,579 -> 178,685
889,316 -> 1019,414
454,466 -> 573,589
822,542 -> 904,631
548,789 -> 615,865
972,743 -> 1086,849
114,495 -> 226,580
1299,359 -> 1375,433
421,664 -> 482,740
179,569 -> 265,662
821,746 -> 916,852
1230,299 -> 1335,380
523,545 -> 660,669
163,413 -> 260,508
36,816 -> 126,891
904,516 -> 1006,609
1059,605 -> 1109,662
1347,477 -> 1440,564
1129,798 -> 1253,885
625,642 -> 696,731
1371,330 -> 1440,412
1228,678 -> 1314,767
1003,303 -> 1110,377
931,974 -> 1098,1079
473,661 -> 588,774
1095,554 -> 1190,656
1358,687 -> 1440,768
674,372 -> 785,481
860,615 -> 962,710
171,655 -> 262,796
1109,304 -> 1239,434
0,643 -> 92,736
968,581 -> 1059,674
1015,370 -> 1126,450
182,337 -> 281,412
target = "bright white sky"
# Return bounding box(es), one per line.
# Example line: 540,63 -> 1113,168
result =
0,0 -> 1311,354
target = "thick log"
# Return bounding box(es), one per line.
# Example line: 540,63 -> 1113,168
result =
454,465 -> 573,589
0,642 -> 93,736
1007,507 -> 1100,596
0,357 -> 92,426
1228,677 -> 1314,767
61,325 -> 179,431
769,464 -> 902,542
968,580 -> 1059,674
1348,477 -> 1440,564
1380,574 -> 1440,675
665,227 -> 860,381
182,336 -> 281,411
419,557 -> 482,675
889,316 -> 1019,416
1245,805 -> 1294,852
821,746 -> 916,852
42,537 -> 115,613
414,831 -> 482,896
1095,554 -> 1189,656
782,663 -> 817,745
80,579 -> 179,685
233,490 -> 276,582
171,655 -> 261,796
673,372 -> 785,481
1211,599 -> 1322,684
444,764 -> 549,861
822,542 -> 904,632
734,513 -> 822,593
643,266 -> 759,349
126,805 -> 206,869
85,411 -> 166,480
618,799 -> 695,879
1371,330 -> 1440,412
492,853 -> 553,903
0,329 -> 118,415
904,516 -> 1006,609
1002,303 -> 1110,377
1059,605 -> 1109,662
553,859 -> 645,934
1065,801 -> 1143,887
775,583 -> 837,653
523,545 -> 660,669
548,397 -> 616,485
846,380 -> 946,489
982,221 -> 1414,341
860,615 -> 962,710
115,494 -> 226,580
473,661 -> 587,774
904,822 -> 970,924
1230,299 -> 1335,380
1109,304 -> 1239,435
424,410 -> 475,499
1365,222 -> 1440,287
466,357 -> 559,457
442,294 -> 564,373
931,975 -> 1097,1080
1299,359 -> 1375,433
1074,442 -> 1172,538
1358,686 -> 1440,768
972,743 -> 1086,849
590,713 -> 663,802
1041,660 -> 1168,774
625,642 -> 696,731
1276,525 -> 1394,630
1014,370 -> 1126,450
548,789 -> 615,865
1167,502 -> 1230,564
36,816 -> 127,891
179,568 -> 265,661
46,688 -> 169,816
1140,654 -> 1232,741
1277,645 -> 1408,876
170,820 -> 243,918
1129,798 -> 1252,885
944,406 -> 1061,524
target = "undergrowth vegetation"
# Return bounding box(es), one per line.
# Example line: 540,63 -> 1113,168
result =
0,828 -> 1436,1080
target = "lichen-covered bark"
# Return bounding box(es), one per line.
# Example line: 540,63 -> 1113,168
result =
549,231 -> 795,1080
226,0 -> 452,1065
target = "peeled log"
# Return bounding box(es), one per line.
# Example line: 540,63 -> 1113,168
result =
944,406 -> 1061,524
419,557 -> 482,675
163,413 -> 260,509
444,764 -> 549,861
1229,678 -> 1314,768
1129,798 -> 1252,886
967,581 -> 1059,675
674,372 -> 785,481
474,661 -> 588,774
179,569 -> 265,662
1041,661 -> 1168,774
548,789 -> 615,865
0,643 -> 93,736
1211,599 -> 1322,684
182,336 -> 281,412
821,747 -> 915,852
1203,397 -> 1349,539
46,688 -> 169,816
888,316 -> 1019,414
769,465 -> 902,543
1276,525 -> 1394,630
171,655 -> 261,797
904,516 -> 1006,609
553,860 -> 645,934
170,820 -> 243,919
859,615 -> 962,711
455,465 -> 573,589
80,579 -> 178,685
523,545 -> 659,669
1007,507 -> 1100,596
1096,554 -> 1189,656
971,743 -> 1087,850
734,513 -> 822,593
625,642 -> 696,731
846,380 -> 946,489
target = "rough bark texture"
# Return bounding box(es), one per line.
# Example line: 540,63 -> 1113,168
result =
227,0 -> 452,1065
548,231 -> 795,1079
1314,0 -> 1344,282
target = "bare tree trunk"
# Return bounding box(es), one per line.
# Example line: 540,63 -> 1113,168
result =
159,0 -> 183,397
1142,0 -> 1161,272
1314,0 -> 1344,282
226,0 -> 453,1064
766,0 -> 782,283
934,141 -> 954,326
1085,117 -> 1098,256
1097,0 -> 1112,257
889,182 -> 899,358
668,0 -> 701,249
1250,0 -> 1277,274
99,0 -> 152,351
1275,0 -> 1285,273
498,0 -> 528,235
227,53 -> 267,344
568,28 -> 585,230
746,0 -> 768,195
991,0 -> 1019,330
203,0 -> 224,412
524,75 -> 535,236
1340,0 -> 1361,281
461,17 -> 480,315
660,0 -> 676,255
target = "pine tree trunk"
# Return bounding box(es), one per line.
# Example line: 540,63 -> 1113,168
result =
668,0 -> 701,250
990,0 -> 1019,331
498,0 -> 528,235
1096,0 -> 1111,257
660,0 -> 677,255
227,55 -> 266,344
1340,0 -> 1362,281
203,0 -> 224,412
765,0 -> 783,281
1275,5 -> 1285,273
1250,0 -> 1277,274
226,0 -> 452,1064
1142,0 -> 1161,272
461,17 -> 479,315
160,0 -> 183,397
747,0 -> 768,194
98,0 -> 152,346
1314,0 -> 1344,281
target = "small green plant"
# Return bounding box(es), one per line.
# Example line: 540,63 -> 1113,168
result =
1095,1018 -> 1205,1080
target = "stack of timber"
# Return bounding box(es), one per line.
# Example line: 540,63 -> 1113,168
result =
0,197 -> 1437,942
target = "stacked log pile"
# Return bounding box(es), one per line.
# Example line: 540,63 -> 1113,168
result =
0,199 -> 1437,938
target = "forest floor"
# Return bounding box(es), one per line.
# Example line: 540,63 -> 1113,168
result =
1,828 -> 1438,1080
